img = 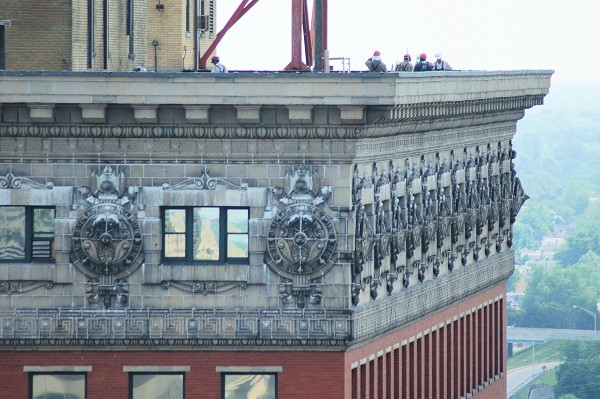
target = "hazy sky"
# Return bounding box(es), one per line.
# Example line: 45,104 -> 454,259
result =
216,0 -> 599,85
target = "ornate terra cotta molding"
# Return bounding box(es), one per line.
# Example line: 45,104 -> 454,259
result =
161,280 -> 248,295
0,173 -> 53,190
0,280 -> 54,295
162,172 -> 247,191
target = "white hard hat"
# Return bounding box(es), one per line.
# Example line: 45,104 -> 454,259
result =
435,52 -> 442,59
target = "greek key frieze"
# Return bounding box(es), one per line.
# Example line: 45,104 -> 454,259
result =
0,308 -> 352,344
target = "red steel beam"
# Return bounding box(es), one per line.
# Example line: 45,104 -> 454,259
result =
198,0 -> 260,69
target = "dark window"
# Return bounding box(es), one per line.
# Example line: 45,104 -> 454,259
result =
0,207 -> 55,262
162,207 -> 249,263
222,373 -> 277,399
130,373 -> 184,399
186,0 -> 190,33
127,0 -> 135,58
30,373 -> 86,399
0,25 -> 5,70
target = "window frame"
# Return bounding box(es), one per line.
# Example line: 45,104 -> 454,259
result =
0,206 -> 55,263
161,206 -> 249,264
221,372 -> 278,399
129,372 -> 185,399
29,372 -> 87,399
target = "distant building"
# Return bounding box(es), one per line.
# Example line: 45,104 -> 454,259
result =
0,0 -> 217,71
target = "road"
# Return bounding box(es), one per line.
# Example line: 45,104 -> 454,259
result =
507,362 -> 561,396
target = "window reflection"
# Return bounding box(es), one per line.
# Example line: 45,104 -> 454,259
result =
131,374 -> 183,399
193,207 -> 220,260
224,374 -> 276,399
165,209 -> 186,258
31,374 -> 86,399
0,207 -> 26,260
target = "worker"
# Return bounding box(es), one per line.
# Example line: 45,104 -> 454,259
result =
395,53 -> 414,72
414,53 -> 433,72
210,55 -> 228,73
365,50 -> 388,72
433,52 -> 453,71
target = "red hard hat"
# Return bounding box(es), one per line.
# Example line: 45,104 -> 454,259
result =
419,53 -> 427,60
404,53 -> 411,61
373,50 -> 381,56
211,55 -> 219,61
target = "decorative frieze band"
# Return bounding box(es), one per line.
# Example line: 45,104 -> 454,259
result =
0,308 -> 352,346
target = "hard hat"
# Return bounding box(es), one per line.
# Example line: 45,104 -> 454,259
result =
211,55 -> 220,62
419,53 -> 427,60
403,53 -> 411,61
435,52 -> 442,59
373,50 -> 381,56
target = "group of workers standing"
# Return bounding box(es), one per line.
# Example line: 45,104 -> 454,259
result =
365,51 -> 453,72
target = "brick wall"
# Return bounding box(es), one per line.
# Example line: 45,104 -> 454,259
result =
0,350 -> 345,399
344,283 -> 508,399
1,0 -> 72,71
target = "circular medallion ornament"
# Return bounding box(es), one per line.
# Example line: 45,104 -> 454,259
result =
267,203 -> 337,275
72,204 -> 143,275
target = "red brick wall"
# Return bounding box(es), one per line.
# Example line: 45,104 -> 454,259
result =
1,350 -> 345,399
344,283 -> 507,399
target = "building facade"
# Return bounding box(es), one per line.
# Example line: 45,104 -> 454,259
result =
0,70 -> 551,398
0,0 -> 217,72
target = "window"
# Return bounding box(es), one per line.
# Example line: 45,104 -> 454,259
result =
0,25 -> 5,70
0,206 -> 55,261
223,373 -> 277,399
130,373 -> 184,399
162,207 -> 249,263
30,373 -> 86,399
186,0 -> 190,33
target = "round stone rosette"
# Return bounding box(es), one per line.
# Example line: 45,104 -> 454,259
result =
71,203 -> 143,277
267,203 -> 337,278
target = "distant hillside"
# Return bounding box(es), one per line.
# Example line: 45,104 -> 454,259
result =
512,81 -> 600,249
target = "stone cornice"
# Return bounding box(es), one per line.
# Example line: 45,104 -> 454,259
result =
0,70 -> 553,107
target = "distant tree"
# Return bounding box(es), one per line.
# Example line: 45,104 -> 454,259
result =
558,394 -> 580,399
519,256 -> 600,329
555,203 -> 600,266
507,268 -> 521,292
559,341 -> 600,363
513,200 -> 555,250
555,359 -> 600,399
507,307 -> 524,327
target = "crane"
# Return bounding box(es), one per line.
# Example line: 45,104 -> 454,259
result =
198,0 -> 328,71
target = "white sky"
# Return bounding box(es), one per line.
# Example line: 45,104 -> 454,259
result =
215,0 -> 600,86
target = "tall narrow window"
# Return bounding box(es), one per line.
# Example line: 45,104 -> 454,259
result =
103,0 -> 109,69
0,25 -> 5,70
127,0 -> 135,58
30,373 -> 86,399
87,0 -> 94,68
186,0 -> 190,33
0,206 -> 55,262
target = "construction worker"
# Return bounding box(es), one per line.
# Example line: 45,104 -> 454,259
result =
210,55 -> 228,73
433,52 -> 453,71
395,53 -> 414,72
365,50 -> 387,72
414,53 -> 433,72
